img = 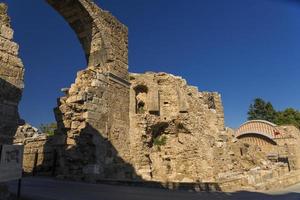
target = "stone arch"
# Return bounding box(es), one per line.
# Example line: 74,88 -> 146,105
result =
47,0 -> 104,67
44,0 -> 131,177
46,0 -> 129,78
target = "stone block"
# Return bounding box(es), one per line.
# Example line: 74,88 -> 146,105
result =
0,37 -> 19,55
0,24 -> 13,39
83,164 -> 100,175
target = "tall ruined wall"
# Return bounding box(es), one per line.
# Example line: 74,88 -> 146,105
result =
50,0 -> 131,178
129,72 -> 226,182
0,3 -> 24,199
0,3 -> 24,144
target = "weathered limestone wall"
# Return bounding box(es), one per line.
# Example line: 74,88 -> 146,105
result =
14,124 -> 55,174
49,0 -> 132,178
0,3 -> 24,199
219,164 -> 291,191
127,72 -> 294,184
277,125 -> 300,170
129,72 -> 226,182
202,92 -> 224,132
0,3 -> 24,144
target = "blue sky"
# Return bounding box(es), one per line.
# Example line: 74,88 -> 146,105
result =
2,0 -> 300,128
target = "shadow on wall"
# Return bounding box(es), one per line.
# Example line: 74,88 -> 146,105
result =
0,77 -> 22,199
59,124 -> 140,181
29,110 -> 223,192
35,105 -> 142,182
22,0 -> 144,186
0,77 -> 22,145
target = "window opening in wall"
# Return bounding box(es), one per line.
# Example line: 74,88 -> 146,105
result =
134,85 -> 148,114
208,96 -> 216,109
137,101 -> 145,114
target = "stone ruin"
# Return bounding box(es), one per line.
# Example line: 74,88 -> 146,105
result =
128,72 -> 225,182
0,0 -> 300,193
0,3 -> 24,145
0,3 -> 24,199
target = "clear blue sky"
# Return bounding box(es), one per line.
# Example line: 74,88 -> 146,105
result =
2,0 -> 300,128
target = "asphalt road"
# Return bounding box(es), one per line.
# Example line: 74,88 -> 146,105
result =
8,177 -> 300,200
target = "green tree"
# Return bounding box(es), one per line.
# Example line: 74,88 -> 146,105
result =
39,122 -> 57,136
247,98 -> 277,123
247,98 -> 300,129
275,108 -> 300,129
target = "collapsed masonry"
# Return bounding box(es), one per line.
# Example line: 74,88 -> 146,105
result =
0,0 -> 299,190
236,121 -> 300,171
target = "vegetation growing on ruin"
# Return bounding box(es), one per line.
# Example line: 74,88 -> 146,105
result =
147,122 -> 169,148
248,98 -> 300,129
153,135 -> 167,146
39,122 -> 57,136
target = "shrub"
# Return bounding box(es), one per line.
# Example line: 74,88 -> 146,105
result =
153,135 -> 167,146
39,122 -> 57,136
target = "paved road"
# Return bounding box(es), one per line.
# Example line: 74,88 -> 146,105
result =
8,177 -> 300,200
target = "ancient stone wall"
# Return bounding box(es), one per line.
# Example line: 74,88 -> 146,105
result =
1,0 -> 299,191
14,124 -> 55,175
0,3 -> 24,144
0,4 -> 24,199
129,72 -> 227,182
202,92 -> 225,131
278,126 -> 300,170
48,0 -> 131,178
127,72 -> 295,183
